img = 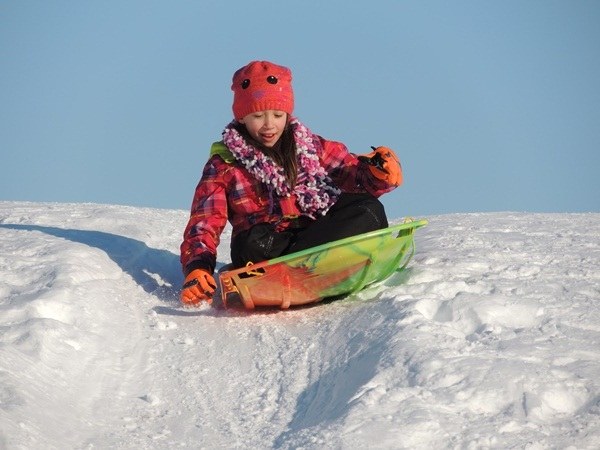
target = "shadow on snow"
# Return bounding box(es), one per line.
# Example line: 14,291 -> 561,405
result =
1,224 -> 183,302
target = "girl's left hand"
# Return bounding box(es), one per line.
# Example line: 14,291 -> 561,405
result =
359,146 -> 403,186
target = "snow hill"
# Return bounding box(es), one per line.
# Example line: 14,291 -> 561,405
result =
1,201 -> 599,449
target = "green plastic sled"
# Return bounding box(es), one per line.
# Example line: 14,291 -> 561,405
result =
218,218 -> 428,309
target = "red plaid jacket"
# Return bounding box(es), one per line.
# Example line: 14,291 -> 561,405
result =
180,136 -> 397,275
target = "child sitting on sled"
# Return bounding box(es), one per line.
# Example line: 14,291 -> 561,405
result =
180,60 -> 402,306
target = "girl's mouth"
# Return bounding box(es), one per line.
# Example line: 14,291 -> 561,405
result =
260,133 -> 276,143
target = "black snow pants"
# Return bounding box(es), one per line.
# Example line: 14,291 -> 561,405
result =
230,193 -> 389,268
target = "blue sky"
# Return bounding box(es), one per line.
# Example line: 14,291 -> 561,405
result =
1,1 -> 599,218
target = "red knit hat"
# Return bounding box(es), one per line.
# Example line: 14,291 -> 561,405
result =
231,61 -> 294,120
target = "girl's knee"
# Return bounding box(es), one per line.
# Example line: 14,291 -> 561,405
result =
359,197 -> 388,229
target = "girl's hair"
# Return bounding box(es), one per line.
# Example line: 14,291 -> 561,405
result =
233,121 -> 298,187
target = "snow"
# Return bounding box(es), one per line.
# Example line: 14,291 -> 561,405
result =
1,201 -> 599,449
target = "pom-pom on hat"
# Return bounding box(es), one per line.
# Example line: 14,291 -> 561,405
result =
231,60 -> 294,120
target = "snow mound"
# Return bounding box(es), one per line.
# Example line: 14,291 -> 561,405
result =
1,202 -> 599,449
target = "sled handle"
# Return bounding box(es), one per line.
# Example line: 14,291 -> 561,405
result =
394,223 -> 417,272
397,239 -> 415,271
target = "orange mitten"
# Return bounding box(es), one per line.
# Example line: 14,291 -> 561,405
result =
180,269 -> 216,306
360,146 -> 403,186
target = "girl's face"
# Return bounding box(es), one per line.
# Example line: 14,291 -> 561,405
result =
240,110 -> 288,148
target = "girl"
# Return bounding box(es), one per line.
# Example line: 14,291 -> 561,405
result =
180,60 -> 402,306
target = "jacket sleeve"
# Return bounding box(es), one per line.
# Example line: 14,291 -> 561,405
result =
319,137 -> 399,197
180,156 -> 230,276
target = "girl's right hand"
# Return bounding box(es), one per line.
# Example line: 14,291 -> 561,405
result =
180,269 -> 216,306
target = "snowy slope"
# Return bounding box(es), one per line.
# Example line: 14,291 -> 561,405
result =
1,201 -> 599,449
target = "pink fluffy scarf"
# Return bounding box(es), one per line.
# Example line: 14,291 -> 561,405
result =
222,118 -> 340,219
